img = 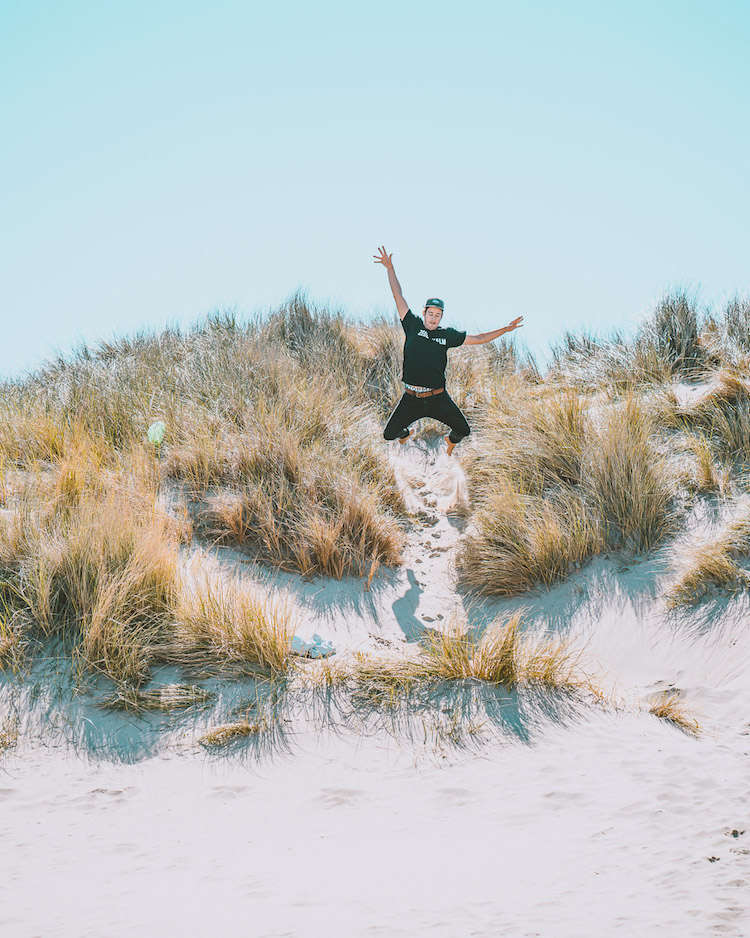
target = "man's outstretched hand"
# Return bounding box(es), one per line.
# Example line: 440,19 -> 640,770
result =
373,246 -> 393,268
507,316 -> 524,332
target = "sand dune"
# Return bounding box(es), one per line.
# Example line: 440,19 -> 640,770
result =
2,433 -> 750,937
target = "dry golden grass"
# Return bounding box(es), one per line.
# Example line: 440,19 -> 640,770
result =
1,298 -> 410,582
0,404 -> 67,466
295,657 -> 349,690
198,720 -> 266,747
0,714 -> 19,753
0,462 -> 298,683
0,467 -> 180,684
6,290 -> 750,715
648,690 -> 701,736
174,574 -> 293,675
586,397 -> 674,550
658,371 -> 750,462
666,546 -> 742,607
666,510 -> 750,607
547,290 -> 705,391
466,383 -> 589,493
462,387 -> 676,593
684,433 -> 723,494
166,373 -> 406,579
100,683 -> 215,713
459,481 -> 602,596
346,613 -> 591,705
77,529 -> 179,684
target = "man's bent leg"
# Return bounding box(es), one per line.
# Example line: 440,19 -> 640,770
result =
427,392 -> 471,444
383,394 -> 423,441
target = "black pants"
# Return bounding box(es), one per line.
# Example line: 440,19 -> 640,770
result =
383,390 -> 471,444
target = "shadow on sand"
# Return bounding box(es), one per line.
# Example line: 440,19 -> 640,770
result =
1,643 -> 592,766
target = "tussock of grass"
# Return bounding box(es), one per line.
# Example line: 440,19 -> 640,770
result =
1,296 -> 409,581
347,652 -> 428,707
459,383 -> 605,595
194,435 -> 405,578
549,291 -> 706,390
648,690 -> 701,736
174,574 -> 293,675
346,614 -> 590,705
586,397 -> 673,550
0,470 -> 180,684
296,658 -> 349,690
198,691 -> 282,747
0,402 -> 67,466
663,371 -> 750,462
666,510 -> 750,607
0,464 -> 297,682
639,290 -> 704,378
466,385 -> 589,493
0,605 -> 30,673
683,433 -> 723,494
462,389 -> 674,593
100,683 -> 215,713
459,481 -> 602,596
198,720 -> 266,747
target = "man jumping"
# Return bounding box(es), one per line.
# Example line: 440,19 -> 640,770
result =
374,245 -> 523,455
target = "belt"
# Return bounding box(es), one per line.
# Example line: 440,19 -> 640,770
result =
405,387 -> 444,398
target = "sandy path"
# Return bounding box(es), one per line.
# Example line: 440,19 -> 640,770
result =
203,430 -> 472,653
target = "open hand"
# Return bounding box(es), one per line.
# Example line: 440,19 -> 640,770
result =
507,316 -> 524,332
373,245 -> 393,268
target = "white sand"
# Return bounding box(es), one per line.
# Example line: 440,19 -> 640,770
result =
2,433 -> 750,937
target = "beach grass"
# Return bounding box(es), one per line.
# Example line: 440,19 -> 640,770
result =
666,510 -> 750,607
100,683 -> 216,713
346,613 -> 591,706
648,690 -> 701,736
173,573 -> 294,675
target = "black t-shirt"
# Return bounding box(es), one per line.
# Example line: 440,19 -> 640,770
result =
400,309 -> 466,389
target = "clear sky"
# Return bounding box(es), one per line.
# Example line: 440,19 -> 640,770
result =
2,0 -> 748,378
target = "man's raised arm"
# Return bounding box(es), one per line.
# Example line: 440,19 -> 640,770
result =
373,246 -> 409,320
464,317 -> 524,345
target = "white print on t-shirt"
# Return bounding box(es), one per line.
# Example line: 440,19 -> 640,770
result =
418,329 -> 446,345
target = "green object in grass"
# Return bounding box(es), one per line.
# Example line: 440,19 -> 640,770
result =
147,420 -> 166,447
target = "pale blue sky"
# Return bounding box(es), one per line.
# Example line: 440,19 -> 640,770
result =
2,0 -> 748,378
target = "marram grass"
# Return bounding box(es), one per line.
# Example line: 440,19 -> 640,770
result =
345,613 -> 592,706
648,691 -> 701,737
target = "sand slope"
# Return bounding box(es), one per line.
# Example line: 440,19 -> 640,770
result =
2,433 -> 750,937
